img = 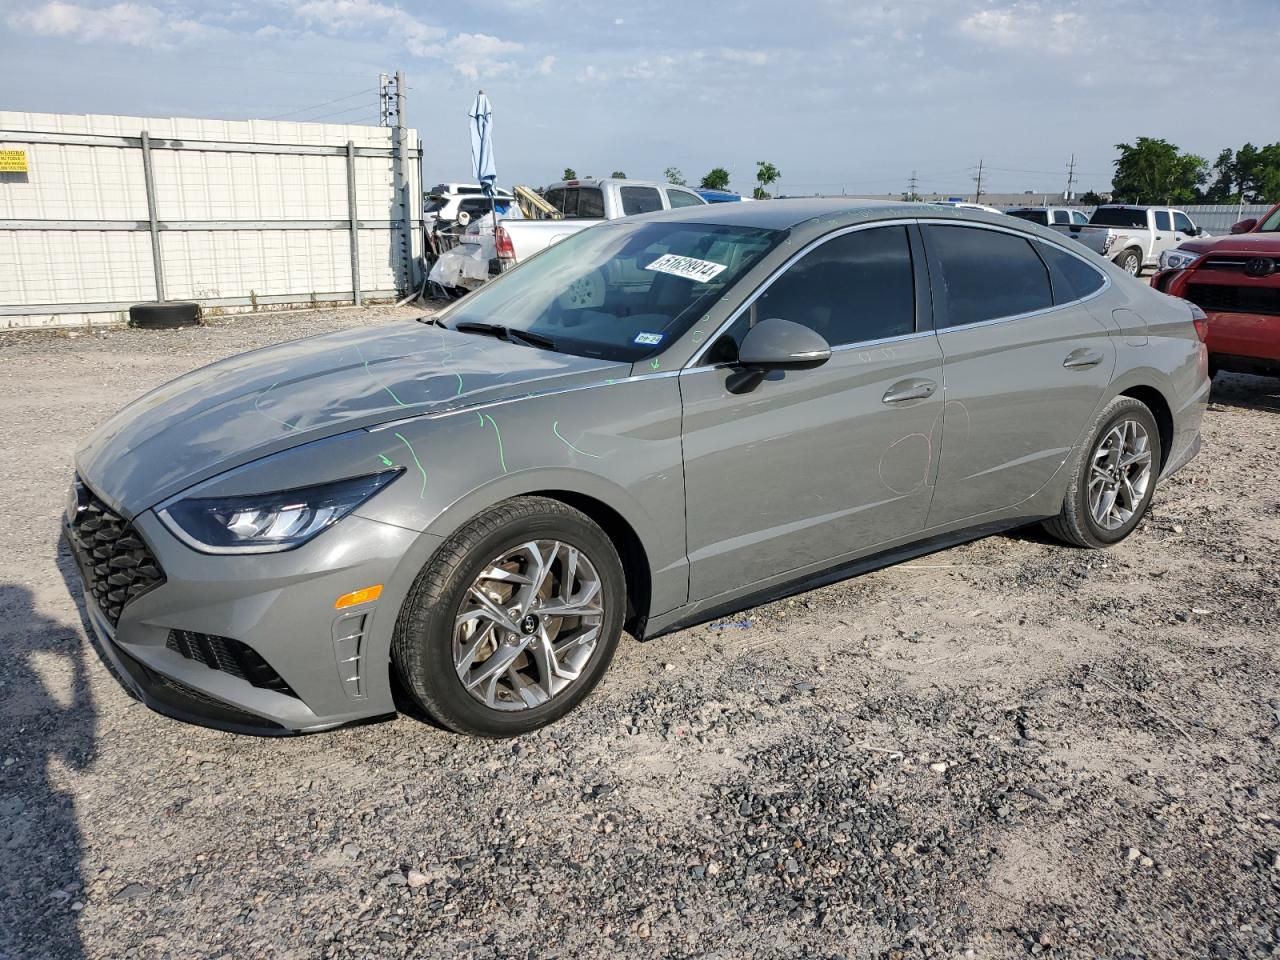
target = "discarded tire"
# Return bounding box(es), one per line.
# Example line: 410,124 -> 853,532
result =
129,301 -> 201,329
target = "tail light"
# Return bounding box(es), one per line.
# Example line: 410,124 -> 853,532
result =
495,225 -> 515,261
1188,302 -> 1208,342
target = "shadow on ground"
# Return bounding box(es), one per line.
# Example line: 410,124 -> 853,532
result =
0,579 -> 96,960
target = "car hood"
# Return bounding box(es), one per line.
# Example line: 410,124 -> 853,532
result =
1178,232 -> 1280,257
77,321 -> 625,516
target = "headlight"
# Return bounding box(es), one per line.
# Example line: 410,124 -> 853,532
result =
158,471 -> 400,554
1159,248 -> 1201,272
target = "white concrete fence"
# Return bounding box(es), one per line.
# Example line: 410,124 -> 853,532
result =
0,112 -> 423,329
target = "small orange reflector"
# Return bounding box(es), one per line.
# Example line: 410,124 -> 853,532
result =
335,585 -> 383,609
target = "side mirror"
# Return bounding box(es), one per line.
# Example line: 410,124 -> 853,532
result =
1184,225 -> 1199,237
729,317 -> 830,392
1231,218 -> 1257,234
736,317 -> 831,370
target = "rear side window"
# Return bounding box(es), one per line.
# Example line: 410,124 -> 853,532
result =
667,189 -> 702,208
925,225 -> 1053,327
1053,210 -> 1070,224
1036,242 -> 1107,303
620,186 -> 663,216
1154,210 -> 1172,231
710,226 -> 915,359
1007,210 -> 1046,225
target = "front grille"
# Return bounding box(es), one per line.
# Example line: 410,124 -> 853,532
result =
166,629 -> 298,698
1184,283 -> 1280,317
65,478 -> 165,627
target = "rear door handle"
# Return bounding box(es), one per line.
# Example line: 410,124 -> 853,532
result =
1063,348 -> 1104,369
882,378 -> 937,403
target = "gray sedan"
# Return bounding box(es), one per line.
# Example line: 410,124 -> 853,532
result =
65,200 -> 1209,737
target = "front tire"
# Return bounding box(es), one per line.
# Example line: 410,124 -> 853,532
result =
1043,396 -> 1161,548
392,496 -> 625,737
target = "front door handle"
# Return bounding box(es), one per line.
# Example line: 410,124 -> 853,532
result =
882,378 -> 937,403
1063,348 -> 1104,369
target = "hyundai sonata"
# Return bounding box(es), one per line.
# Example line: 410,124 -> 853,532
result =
65,201 -> 1209,737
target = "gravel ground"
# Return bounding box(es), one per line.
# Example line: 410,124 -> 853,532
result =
1,305 -> 1277,960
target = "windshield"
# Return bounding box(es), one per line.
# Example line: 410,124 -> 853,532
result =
1089,207 -> 1148,228
439,221 -> 784,362
1258,206 -> 1280,232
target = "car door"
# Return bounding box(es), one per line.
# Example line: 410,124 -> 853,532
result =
1171,210 -> 1198,246
1152,209 -> 1174,262
680,223 -> 944,601
920,222 -> 1116,527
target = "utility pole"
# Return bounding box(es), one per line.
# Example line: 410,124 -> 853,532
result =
1064,153 -> 1077,201
972,158 -> 985,203
907,170 -> 919,201
378,73 -> 394,126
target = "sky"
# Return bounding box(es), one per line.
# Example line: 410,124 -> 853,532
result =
1,0 -> 1276,197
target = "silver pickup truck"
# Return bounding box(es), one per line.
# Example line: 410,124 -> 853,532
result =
497,177 -> 706,265
1056,205 -> 1207,276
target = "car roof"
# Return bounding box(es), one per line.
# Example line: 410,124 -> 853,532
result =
625,197 -> 1027,231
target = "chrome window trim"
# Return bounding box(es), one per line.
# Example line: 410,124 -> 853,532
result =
684,220 -> 922,370
913,218 -> 1112,333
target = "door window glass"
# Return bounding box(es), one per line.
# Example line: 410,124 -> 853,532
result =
620,186 -> 663,216
1172,211 -> 1194,233
706,226 -> 916,362
1053,210 -> 1070,224
1037,242 -> 1107,303
925,225 -> 1053,327
1071,211 -> 1089,225
1154,210 -> 1172,231
667,189 -> 703,208
544,188 -> 565,213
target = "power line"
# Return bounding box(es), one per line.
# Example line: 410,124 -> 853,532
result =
300,101 -> 379,123
265,88 -> 372,121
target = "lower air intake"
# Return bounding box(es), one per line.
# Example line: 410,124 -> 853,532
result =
165,630 -> 298,699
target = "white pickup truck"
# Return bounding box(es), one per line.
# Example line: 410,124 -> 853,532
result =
1056,205 -> 1207,276
496,177 -> 706,266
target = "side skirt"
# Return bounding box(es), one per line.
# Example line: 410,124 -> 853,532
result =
641,514 -> 1047,640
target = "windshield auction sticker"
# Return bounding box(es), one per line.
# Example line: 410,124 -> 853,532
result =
644,253 -> 727,283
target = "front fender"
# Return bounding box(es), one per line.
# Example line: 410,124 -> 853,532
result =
353,373 -> 689,618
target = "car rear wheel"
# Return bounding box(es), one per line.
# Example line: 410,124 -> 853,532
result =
392,496 -> 625,737
1114,249 -> 1142,275
1043,396 -> 1161,549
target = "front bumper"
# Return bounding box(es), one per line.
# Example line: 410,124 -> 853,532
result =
64,494 -> 431,735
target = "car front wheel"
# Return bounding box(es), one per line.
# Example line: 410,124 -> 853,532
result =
392,496 -> 625,737
1043,396 -> 1162,548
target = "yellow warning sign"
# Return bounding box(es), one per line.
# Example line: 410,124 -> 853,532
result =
0,150 -> 29,173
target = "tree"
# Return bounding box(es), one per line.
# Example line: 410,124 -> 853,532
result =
753,160 -> 781,200
699,167 -> 731,191
664,167 -> 687,186
1079,190 -> 1107,206
1111,138 -> 1207,204
561,167 -> 577,180
1204,148 -> 1237,202
610,170 -> 627,179
1234,142 -> 1280,202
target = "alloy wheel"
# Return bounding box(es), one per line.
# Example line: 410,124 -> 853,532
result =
1087,418 -> 1153,531
453,540 -> 604,711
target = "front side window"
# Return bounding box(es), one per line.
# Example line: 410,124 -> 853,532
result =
441,221 -> 782,362
667,189 -> 702,208
620,186 -> 663,216
706,226 -> 916,362
1259,206 -> 1280,232
1172,211 -> 1194,233
925,225 -> 1053,327
1071,211 -> 1089,225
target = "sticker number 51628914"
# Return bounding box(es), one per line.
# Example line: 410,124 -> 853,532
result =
644,253 -> 727,283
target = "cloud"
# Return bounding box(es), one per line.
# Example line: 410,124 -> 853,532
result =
956,2 -> 1081,53
719,47 -> 769,66
6,1 -> 210,46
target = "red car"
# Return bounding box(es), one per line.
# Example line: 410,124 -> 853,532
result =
1153,202 -> 1280,378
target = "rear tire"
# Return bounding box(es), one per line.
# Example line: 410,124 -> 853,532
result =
1043,396 -> 1162,549
392,496 -> 625,737
1113,249 -> 1142,276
